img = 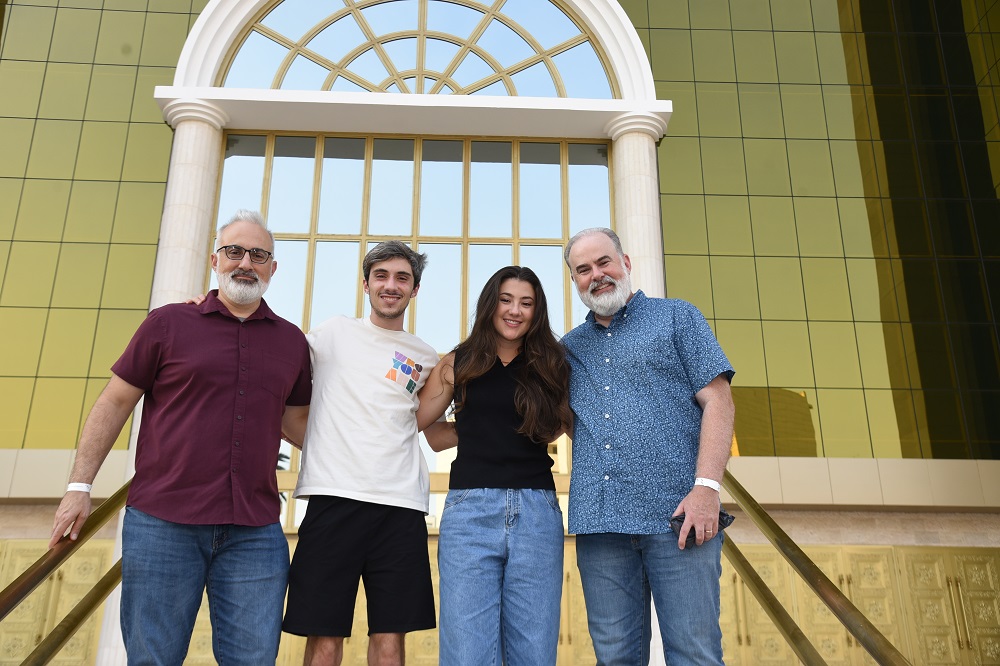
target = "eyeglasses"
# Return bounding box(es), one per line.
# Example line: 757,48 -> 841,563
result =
216,245 -> 273,264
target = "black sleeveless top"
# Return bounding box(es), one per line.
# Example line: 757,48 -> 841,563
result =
450,351 -> 556,490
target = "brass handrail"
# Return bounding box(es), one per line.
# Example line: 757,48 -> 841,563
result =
722,470 -> 910,665
0,481 -> 130,622
20,560 -> 123,666
722,538 -> 826,665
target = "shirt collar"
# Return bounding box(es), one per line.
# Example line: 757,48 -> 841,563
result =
199,289 -> 277,322
584,290 -> 647,328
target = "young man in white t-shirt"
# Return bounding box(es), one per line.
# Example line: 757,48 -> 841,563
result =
283,241 -> 452,666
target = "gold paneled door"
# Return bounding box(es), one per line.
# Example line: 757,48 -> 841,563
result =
0,540 -> 109,665
897,548 -> 1000,665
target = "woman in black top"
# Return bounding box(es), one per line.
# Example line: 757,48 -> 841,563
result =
418,266 -> 571,666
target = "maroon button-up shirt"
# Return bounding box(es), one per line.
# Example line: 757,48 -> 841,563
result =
112,291 -> 312,526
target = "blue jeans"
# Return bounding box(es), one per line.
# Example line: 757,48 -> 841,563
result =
438,488 -> 564,666
576,531 -> 724,666
121,506 -> 289,666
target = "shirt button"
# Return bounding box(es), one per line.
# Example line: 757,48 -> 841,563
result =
240,366 -> 246,372
239,389 -> 245,395
241,343 -> 246,348
604,475 -> 610,480
604,413 -> 610,419
237,415 -> 243,421
607,332 -> 611,337
235,441 -> 241,447
604,386 -> 609,391
604,358 -> 610,363
605,444 -> 611,449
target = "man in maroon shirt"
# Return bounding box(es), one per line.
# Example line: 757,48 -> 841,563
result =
49,210 -> 312,665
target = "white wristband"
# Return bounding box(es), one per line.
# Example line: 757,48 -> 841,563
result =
694,477 -> 721,493
67,483 -> 93,494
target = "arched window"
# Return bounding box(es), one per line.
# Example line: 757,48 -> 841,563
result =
223,0 -> 616,98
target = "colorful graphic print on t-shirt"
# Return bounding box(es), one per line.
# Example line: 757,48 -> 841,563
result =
385,351 -> 424,394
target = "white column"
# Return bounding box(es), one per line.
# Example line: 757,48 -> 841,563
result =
95,98 -> 228,665
605,111 -> 668,298
606,111 -> 671,666
150,99 -> 229,309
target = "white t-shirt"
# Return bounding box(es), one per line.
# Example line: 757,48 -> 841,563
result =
294,316 -> 438,513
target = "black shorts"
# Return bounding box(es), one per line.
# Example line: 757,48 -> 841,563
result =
282,496 -> 436,637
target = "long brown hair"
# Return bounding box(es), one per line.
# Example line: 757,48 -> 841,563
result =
453,266 -> 571,443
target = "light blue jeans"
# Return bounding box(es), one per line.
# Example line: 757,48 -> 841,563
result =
576,531 -> 725,666
438,488 -> 564,666
121,506 -> 289,666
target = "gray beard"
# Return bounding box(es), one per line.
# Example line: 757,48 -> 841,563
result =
580,272 -> 631,317
219,269 -> 269,305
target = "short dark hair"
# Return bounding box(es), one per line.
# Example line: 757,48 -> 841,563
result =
362,241 -> 428,286
563,227 -> 624,268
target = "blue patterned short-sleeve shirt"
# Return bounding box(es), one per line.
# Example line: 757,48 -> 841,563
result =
562,291 -> 734,535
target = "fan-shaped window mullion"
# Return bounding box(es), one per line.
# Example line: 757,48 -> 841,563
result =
348,6 -> 409,92
426,1 -> 499,95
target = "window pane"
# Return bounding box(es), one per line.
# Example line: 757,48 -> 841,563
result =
552,42 -> 613,98
225,31 -> 288,88
518,245 -> 565,334
452,51 -> 495,88
281,55 -> 330,90
217,135 -> 266,227
307,15 -> 366,65
360,0 -> 418,36
568,144 -> 610,235
424,38 -> 462,74
519,143 -> 561,239
415,243 -> 462,351
318,137 -> 365,235
426,1 -> 484,41
511,61 -> 557,97
369,139 -> 414,236
261,0 -> 334,41
268,136 -> 316,234
383,38 -> 419,73
477,18 -> 534,68
499,0 -> 580,50
264,239 -> 308,327
419,140 -> 463,237
470,142 -> 512,237
312,241 -> 361,325
347,48 -> 393,87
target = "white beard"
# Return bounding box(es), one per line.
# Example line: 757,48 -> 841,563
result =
579,270 -> 632,317
218,268 -> 269,305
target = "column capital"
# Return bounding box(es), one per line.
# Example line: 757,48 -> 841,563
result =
162,98 -> 229,130
604,111 -> 668,141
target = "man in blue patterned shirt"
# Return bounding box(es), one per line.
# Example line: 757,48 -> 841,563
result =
562,227 -> 735,666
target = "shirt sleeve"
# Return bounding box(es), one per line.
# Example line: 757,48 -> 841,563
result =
672,300 -> 735,392
110,309 -> 167,391
286,335 -> 313,407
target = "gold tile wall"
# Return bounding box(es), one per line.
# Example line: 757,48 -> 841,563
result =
630,0 -> 1000,459
0,0 -> 204,450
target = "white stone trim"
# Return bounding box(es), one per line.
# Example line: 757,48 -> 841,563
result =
162,98 -> 230,130
154,86 -> 670,138
173,0 -> 657,101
